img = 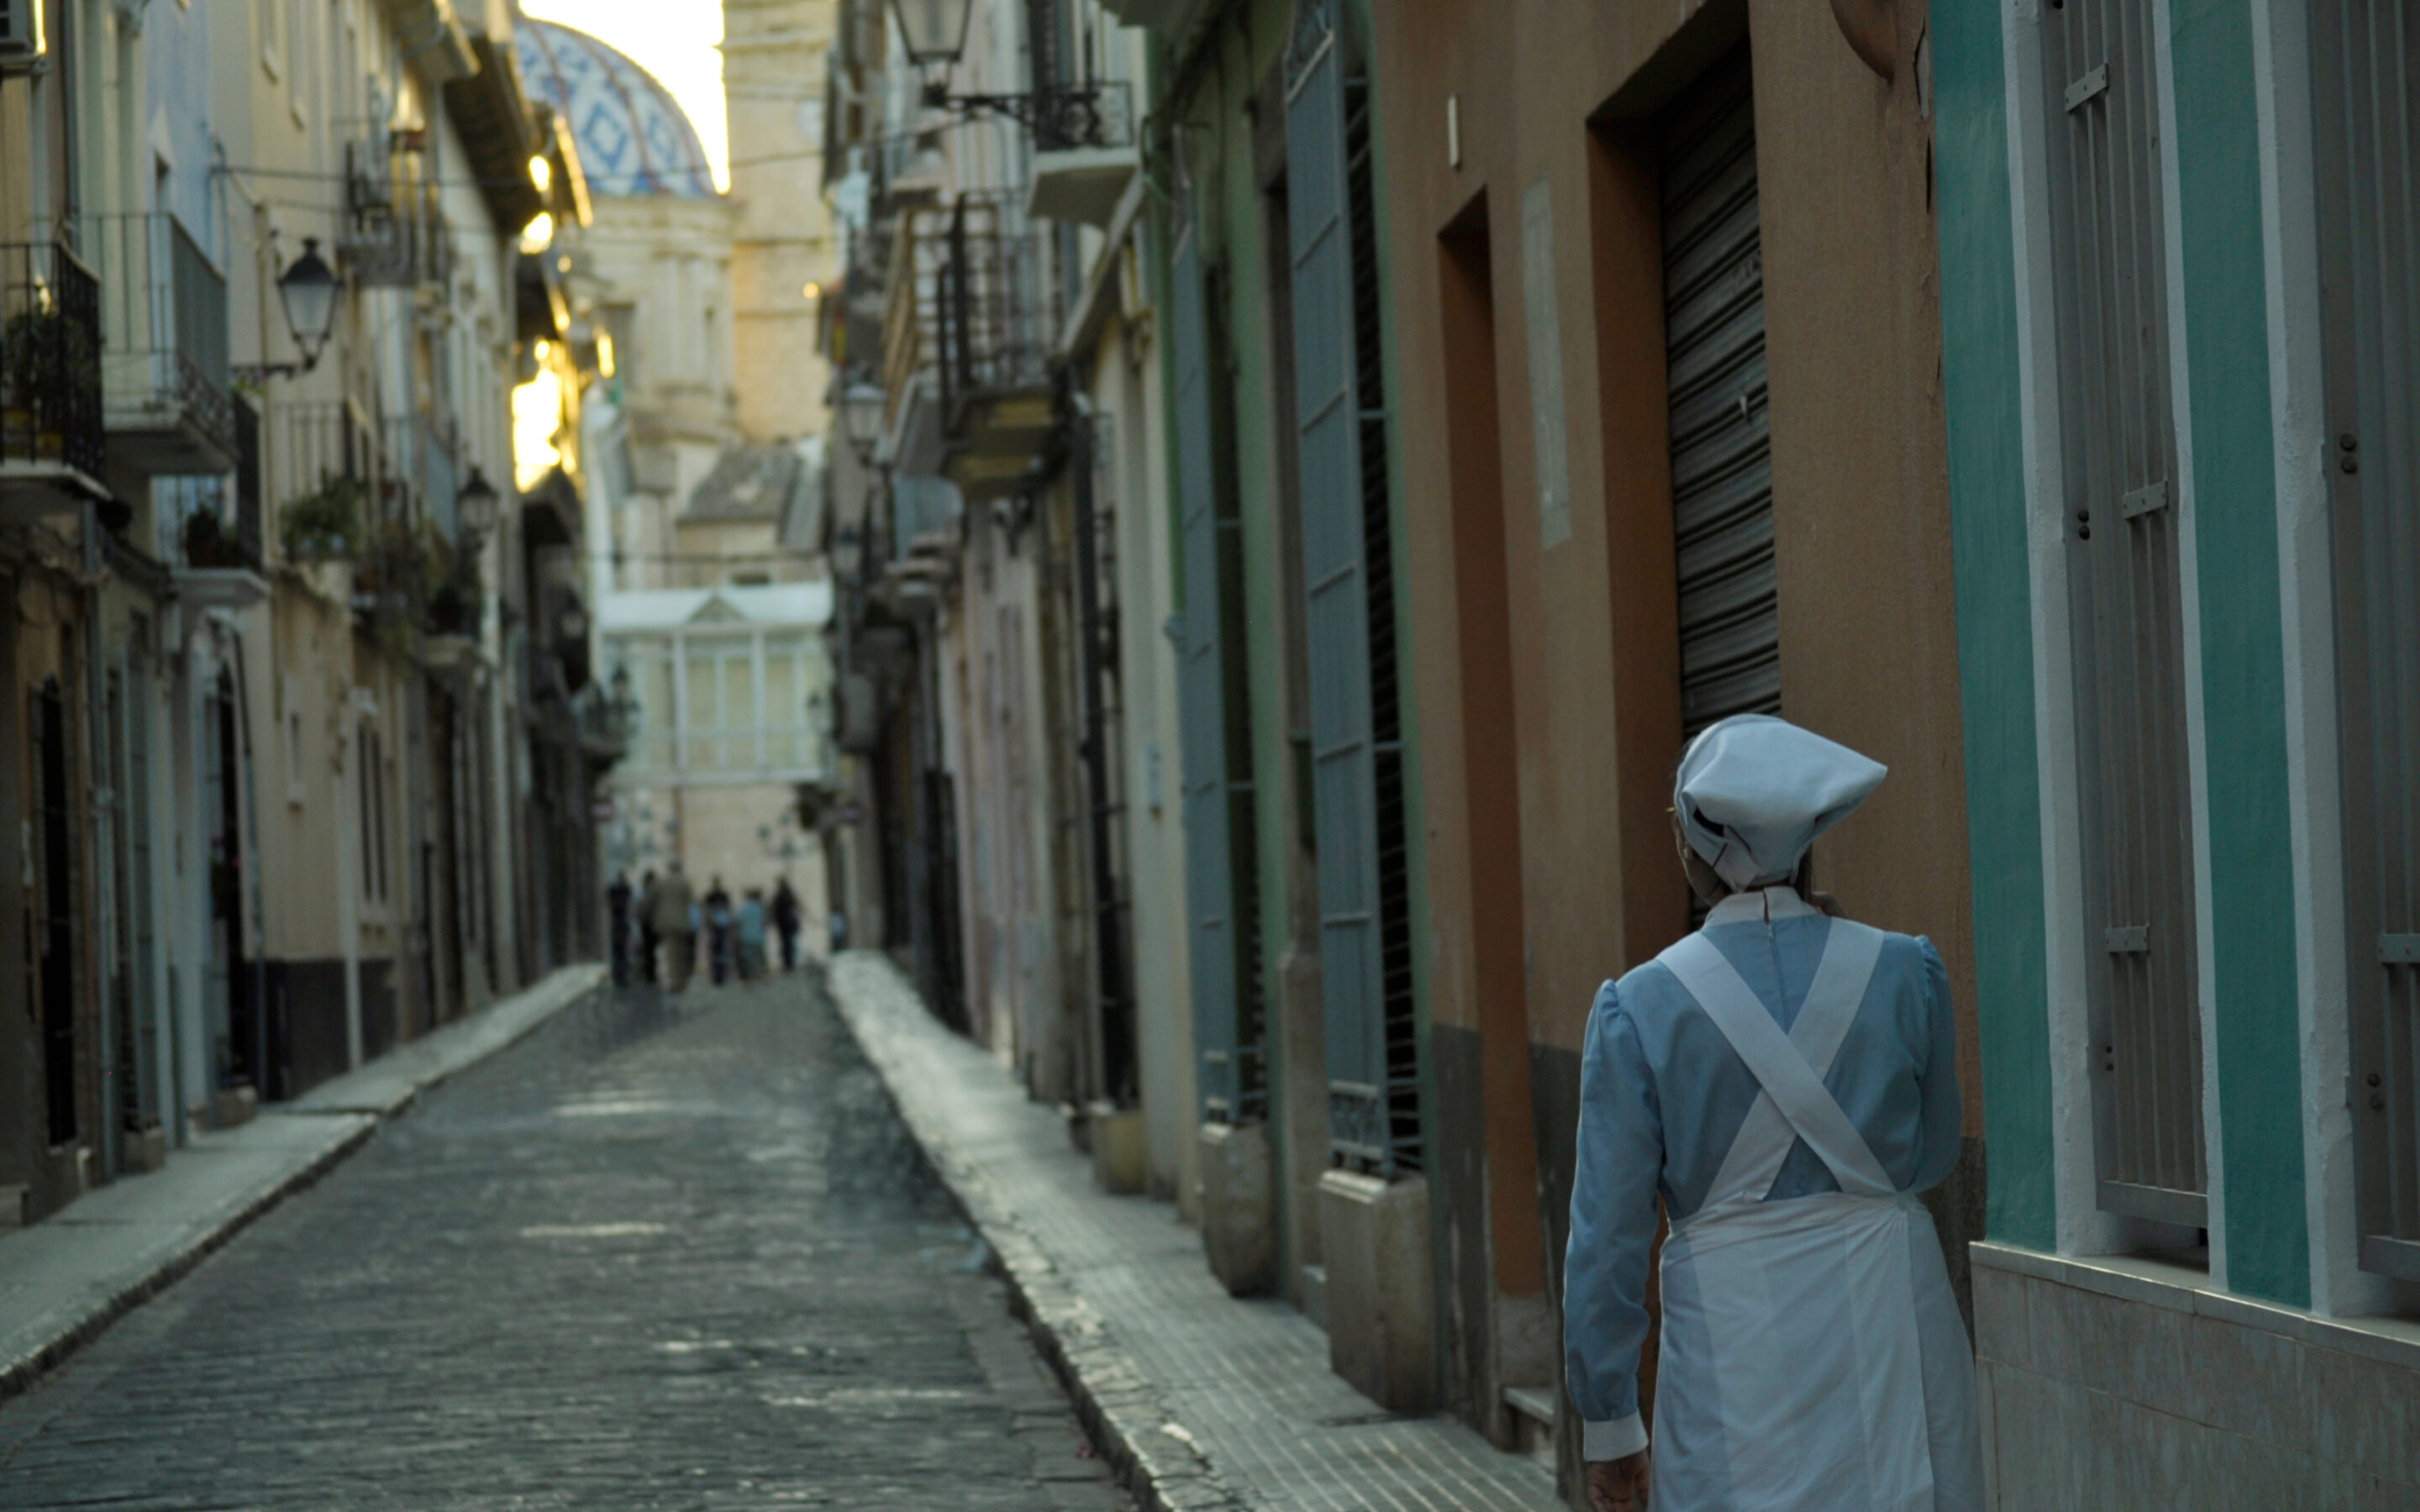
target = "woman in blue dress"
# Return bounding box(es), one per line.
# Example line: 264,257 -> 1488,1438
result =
1566,714 -> 1982,1512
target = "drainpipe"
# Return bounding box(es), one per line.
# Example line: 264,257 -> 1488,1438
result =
336,689 -> 365,1070
85,501 -> 119,1176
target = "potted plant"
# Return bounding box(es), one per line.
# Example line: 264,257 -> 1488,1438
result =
182,508 -> 250,570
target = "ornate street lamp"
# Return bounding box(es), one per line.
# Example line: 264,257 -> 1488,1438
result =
279,240 -> 339,365
839,381 -> 886,468
886,0 -> 1114,146
456,467 -> 501,545
235,239 -> 341,381
890,0 -> 973,66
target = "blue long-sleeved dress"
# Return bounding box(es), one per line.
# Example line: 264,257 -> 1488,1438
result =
1562,885 -> 1964,1462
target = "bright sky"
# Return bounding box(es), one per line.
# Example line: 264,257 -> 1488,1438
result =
518,0 -> 731,193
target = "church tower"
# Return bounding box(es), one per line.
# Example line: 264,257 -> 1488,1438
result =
723,0 -> 840,444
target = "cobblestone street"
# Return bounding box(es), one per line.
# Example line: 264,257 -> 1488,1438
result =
0,976 -> 1131,1511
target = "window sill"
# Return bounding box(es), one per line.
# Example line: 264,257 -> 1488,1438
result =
1971,1240 -> 2420,1373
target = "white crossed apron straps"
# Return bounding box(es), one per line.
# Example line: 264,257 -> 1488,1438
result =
1661,921 -> 1894,1206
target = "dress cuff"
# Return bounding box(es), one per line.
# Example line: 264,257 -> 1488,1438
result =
1582,1413 -> 1649,1462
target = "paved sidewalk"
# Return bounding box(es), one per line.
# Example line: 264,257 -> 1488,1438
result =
829,952 -> 1566,1512
0,963 -> 603,1403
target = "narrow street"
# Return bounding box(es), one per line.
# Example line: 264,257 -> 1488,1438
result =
0,977 -> 1129,1511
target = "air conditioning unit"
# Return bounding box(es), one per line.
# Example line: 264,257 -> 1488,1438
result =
0,0 -> 47,64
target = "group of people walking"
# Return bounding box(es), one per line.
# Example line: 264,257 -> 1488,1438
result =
606,865 -> 808,991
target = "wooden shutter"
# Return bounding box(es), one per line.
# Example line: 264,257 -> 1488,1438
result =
1662,51 -> 1779,736
1174,224 -> 1263,1123
1287,3 -> 1416,1173
2312,0 -> 2420,1282
2041,0 -> 2207,1226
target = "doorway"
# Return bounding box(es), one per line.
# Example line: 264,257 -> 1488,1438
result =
1438,196 -> 1552,1435
33,675 -> 78,1148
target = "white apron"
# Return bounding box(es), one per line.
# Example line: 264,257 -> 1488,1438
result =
1648,921 -> 1982,1512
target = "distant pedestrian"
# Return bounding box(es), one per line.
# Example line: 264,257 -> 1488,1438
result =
738,889 -> 769,980
647,864 -> 697,992
704,877 -> 735,985
771,878 -> 802,971
829,908 -> 848,954
1567,716 -> 1980,1512
635,869 -> 660,984
607,870 -> 634,985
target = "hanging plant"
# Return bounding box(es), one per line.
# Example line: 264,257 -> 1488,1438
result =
278,475 -> 371,563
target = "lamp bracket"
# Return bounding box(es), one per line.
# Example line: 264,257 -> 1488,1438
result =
925,83 -> 1118,151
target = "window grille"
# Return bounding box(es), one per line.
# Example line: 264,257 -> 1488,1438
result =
2311,0 -> 2420,1282
1286,1 -> 1420,1175
2039,0 -> 2207,1227
1174,225 -> 1266,1125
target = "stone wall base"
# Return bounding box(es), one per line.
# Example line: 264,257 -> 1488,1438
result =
1320,1168 -> 1435,1413
1197,1121 -> 1277,1295
1973,1242 -> 2420,1509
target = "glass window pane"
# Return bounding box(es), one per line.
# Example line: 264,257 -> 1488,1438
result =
765,656 -> 797,734
686,650 -> 718,768
723,654 -> 755,769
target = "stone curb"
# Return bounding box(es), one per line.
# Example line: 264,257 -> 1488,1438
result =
0,1115 -> 377,1404
0,963 -> 607,1404
826,953 -> 1251,1512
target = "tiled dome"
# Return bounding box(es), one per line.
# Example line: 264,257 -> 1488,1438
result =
514,16 -> 717,199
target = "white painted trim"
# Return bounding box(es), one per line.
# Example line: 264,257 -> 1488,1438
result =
2002,0 -> 2133,1260
2149,0 -> 2231,1292
2250,0 -> 2417,1319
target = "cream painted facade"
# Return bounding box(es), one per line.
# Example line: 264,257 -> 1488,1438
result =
725,0 -> 840,445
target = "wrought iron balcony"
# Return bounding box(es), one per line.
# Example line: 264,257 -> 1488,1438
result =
0,239 -> 106,493
166,405 -> 268,608
339,132 -> 453,289
179,406 -> 270,578
880,192 -> 1065,500
92,213 -> 237,475
1028,82 -> 1139,228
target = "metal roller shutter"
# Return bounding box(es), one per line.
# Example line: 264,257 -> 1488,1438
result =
2312,0 -> 2420,1281
2041,0 -> 2206,1227
1661,50 -> 1778,737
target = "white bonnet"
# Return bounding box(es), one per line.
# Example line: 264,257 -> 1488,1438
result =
1673,714 -> 1887,891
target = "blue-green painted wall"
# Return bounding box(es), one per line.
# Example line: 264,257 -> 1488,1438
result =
1932,0 -> 2057,1251
2167,0 -> 2309,1306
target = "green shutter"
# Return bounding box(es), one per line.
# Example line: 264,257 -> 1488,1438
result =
1174,225 -> 1260,1122
1286,4 -> 1415,1173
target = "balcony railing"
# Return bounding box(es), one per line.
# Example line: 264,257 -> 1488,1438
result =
339,132 -> 452,289
92,213 -> 236,470
881,194 -> 1062,434
178,448 -> 265,580
383,410 -> 465,536
0,241 -> 106,481
1028,79 -> 1135,153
